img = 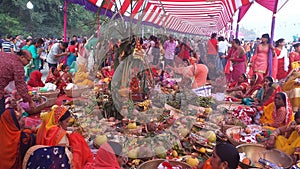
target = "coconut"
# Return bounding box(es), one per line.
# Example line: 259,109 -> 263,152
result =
93,135 -> 108,148
128,147 -> 139,159
154,146 -> 167,158
204,131 -> 216,143
186,156 -> 199,167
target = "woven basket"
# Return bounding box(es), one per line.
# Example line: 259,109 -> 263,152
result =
64,88 -> 87,98
137,159 -> 192,169
38,89 -> 60,99
27,96 -> 48,115
44,97 -> 56,107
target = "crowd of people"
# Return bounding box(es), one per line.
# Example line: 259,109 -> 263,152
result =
0,31 -> 300,169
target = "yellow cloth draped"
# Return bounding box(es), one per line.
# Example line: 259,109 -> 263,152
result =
36,106 -> 68,146
261,102 -> 275,125
275,131 -> 300,155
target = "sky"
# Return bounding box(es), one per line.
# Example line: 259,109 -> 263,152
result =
233,0 -> 300,42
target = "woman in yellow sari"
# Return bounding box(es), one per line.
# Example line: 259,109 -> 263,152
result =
282,68 -> 300,111
260,92 -> 293,128
74,64 -> 94,88
266,110 -> 300,156
36,106 -> 93,169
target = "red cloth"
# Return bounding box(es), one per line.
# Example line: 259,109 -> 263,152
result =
68,45 -> 77,53
0,52 -> 31,102
277,58 -> 288,80
0,109 -> 22,169
206,38 -> 218,55
27,70 -> 45,87
85,142 -> 120,169
178,44 -> 190,60
69,133 -> 94,169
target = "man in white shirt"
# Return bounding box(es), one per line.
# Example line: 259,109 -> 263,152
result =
46,41 -> 69,69
217,36 -> 231,69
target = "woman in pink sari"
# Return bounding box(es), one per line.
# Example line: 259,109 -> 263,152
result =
227,39 -> 247,82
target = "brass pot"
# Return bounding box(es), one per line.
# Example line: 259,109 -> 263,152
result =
236,144 -> 293,169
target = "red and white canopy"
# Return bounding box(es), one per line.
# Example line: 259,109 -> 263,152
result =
82,0 -> 286,35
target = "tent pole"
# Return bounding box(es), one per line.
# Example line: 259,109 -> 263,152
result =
235,9 -> 241,39
63,0 -> 68,42
268,0 -> 279,77
229,19 -> 233,41
235,23 -> 239,39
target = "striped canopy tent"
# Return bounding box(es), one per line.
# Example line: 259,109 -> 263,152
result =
66,0 -> 290,37
67,0 -> 256,36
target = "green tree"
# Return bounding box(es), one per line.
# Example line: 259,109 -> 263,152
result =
0,0 -> 96,38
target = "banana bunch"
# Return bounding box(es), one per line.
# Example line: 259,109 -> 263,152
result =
132,47 -> 145,60
137,100 -> 151,111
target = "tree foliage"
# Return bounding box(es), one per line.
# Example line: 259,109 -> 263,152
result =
0,0 -> 97,38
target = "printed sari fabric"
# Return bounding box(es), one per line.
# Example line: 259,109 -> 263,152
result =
22,145 -> 71,169
261,92 -> 293,128
0,109 -> 35,169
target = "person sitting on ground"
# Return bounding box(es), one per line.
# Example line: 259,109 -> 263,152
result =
266,110 -> 300,156
84,141 -> 123,169
36,106 -> 93,169
0,98 -> 36,169
226,73 -> 249,99
60,64 -> 73,84
27,70 -> 45,87
239,74 -> 263,105
200,143 -> 240,169
254,76 -> 281,107
260,92 -> 293,128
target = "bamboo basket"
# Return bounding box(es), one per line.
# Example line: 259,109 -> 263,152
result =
37,89 -> 60,99
27,96 -> 48,115
137,159 -> 192,169
64,87 -> 87,98
44,97 -> 56,107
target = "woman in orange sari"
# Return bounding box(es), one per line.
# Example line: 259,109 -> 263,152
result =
36,106 -> 93,169
0,102 -> 35,169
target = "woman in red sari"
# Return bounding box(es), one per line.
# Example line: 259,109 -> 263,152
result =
84,141 -> 123,169
226,73 -> 249,99
27,70 -> 45,87
46,67 -> 67,94
289,43 -> 300,72
275,39 -> 289,80
37,106 -> 93,169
